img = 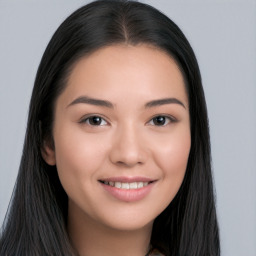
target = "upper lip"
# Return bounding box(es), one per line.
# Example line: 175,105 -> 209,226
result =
99,176 -> 156,183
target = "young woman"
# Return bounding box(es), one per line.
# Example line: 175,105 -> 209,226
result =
0,1 -> 220,255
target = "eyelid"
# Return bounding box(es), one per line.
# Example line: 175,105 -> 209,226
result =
147,114 -> 177,126
79,114 -> 109,126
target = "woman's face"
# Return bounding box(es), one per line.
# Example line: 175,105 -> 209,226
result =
43,44 -> 191,232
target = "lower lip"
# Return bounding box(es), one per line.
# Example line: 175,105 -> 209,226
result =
100,182 -> 154,202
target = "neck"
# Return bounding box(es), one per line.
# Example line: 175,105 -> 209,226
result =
67,204 -> 153,256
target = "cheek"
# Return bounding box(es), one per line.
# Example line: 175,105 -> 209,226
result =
152,128 -> 191,195
157,125 -> 190,171
53,128 -> 108,190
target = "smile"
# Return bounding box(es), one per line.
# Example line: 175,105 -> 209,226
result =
99,177 -> 156,202
99,180 -> 151,190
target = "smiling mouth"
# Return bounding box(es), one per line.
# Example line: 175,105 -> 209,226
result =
99,180 -> 154,190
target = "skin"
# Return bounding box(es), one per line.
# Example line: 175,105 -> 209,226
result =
43,44 -> 191,256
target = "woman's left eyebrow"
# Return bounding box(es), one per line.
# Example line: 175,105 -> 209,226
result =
145,98 -> 186,109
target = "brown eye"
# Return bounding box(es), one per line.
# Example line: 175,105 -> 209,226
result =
82,116 -> 107,126
153,116 -> 166,126
149,115 -> 175,126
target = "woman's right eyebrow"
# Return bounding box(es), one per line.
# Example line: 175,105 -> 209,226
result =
67,96 -> 114,108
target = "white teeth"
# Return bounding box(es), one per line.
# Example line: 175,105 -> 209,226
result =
102,181 -> 150,189
121,183 -> 129,189
115,182 -> 122,188
109,181 -> 114,187
138,182 -> 143,188
129,182 -> 138,189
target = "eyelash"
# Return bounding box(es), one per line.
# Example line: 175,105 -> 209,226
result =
79,115 -> 108,126
148,115 -> 177,126
79,114 -> 176,127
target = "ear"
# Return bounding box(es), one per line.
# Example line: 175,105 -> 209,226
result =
41,139 -> 56,166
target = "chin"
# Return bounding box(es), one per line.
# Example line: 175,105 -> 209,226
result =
103,216 -> 154,232
93,204 -> 162,232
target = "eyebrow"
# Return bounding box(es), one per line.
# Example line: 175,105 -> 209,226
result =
145,98 -> 186,109
67,96 -> 114,108
67,96 -> 186,109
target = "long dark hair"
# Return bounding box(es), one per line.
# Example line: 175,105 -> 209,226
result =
0,1 -> 220,255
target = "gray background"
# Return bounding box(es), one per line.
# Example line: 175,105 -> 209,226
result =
0,0 -> 255,255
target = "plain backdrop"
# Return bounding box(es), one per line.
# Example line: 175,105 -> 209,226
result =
0,0 -> 255,255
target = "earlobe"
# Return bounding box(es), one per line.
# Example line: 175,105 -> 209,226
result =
41,140 -> 56,166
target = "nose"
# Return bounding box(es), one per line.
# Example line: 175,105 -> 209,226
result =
109,125 -> 147,167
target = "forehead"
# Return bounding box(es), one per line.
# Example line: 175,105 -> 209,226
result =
59,44 -> 188,108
